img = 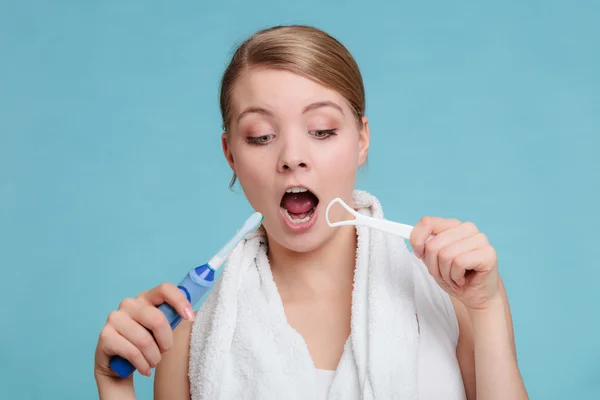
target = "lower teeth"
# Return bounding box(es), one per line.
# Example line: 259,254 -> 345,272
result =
282,207 -> 315,224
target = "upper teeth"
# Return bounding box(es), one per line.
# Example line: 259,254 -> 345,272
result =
286,187 -> 308,193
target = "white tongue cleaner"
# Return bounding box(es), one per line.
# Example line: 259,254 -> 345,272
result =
325,197 -> 434,242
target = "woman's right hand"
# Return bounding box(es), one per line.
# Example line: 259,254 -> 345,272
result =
94,282 -> 195,385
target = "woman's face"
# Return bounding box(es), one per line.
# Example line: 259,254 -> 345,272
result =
222,67 -> 369,253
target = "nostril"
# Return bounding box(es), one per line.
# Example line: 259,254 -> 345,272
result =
280,161 -> 307,171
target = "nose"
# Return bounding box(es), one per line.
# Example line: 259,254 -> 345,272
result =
277,136 -> 310,174
278,154 -> 309,173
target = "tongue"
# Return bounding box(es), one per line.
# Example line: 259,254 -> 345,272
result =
281,191 -> 317,214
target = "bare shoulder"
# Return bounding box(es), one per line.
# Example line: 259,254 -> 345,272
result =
154,318 -> 194,400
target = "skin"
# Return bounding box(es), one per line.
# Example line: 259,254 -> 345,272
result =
94,68 -> 528,399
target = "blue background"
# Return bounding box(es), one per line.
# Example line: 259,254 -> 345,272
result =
1,0 -> 598,398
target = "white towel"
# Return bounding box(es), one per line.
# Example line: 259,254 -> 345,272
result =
189,189 -> 420,399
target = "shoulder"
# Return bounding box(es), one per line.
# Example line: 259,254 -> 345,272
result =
154,284 -> 223,399
154,318 -> 194,400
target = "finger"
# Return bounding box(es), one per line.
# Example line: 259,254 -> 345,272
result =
411,216 -> 462,259
420,220 -> 476,284
452,246 -> 497,274
139,283 -> 194,321
450,263 -> 467,288
99,324 -> 152,377
107,310 -> 162,370
128,304 -> 174,353
438,232 -> 489,288
431,224 -> 483,285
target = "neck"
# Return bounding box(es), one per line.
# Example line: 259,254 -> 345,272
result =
266,225 -> 357,301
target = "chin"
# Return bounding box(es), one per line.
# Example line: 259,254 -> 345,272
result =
288,231 -> 331,253
270,226 -> 332,254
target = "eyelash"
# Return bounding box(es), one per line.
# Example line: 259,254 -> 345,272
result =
246,135 -> 273,146
245,129 -> 337,146
312,129 -> 337,139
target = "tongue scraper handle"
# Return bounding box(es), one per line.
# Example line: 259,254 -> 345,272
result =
109,212 -> 264,379
325,198 -> 434,242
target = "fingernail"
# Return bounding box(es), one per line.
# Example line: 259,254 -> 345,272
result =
185,306 -> 195,321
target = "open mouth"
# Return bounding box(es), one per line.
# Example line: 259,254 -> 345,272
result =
279,186 -> 319,225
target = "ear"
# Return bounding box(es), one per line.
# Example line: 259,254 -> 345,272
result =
221,132 -> 236,171
358,116 -> 370,166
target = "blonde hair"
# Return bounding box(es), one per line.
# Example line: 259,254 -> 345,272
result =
219,25 -> 366,187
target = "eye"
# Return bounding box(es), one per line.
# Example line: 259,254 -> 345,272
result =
246,134 -> 274,145
311,129 -> 337,139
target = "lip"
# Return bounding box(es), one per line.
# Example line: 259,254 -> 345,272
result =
279,202 -> 319,233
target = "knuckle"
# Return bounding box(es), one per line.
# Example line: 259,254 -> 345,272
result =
454,253 -> 468,268
154,332 -> 173,354
420,216 -> 433,226
149,312 -> 167,331
138,334 -> 156,352
128,348 -> 144,364
135,290 -> 149,300
438,249 -> 453,264
158,282 -> 175,293
450,253 -> 461,266
149,355 -> 162,368
106,310 -> 121,325
424,241 -> 440,254
177,288 -> 188,302
162,337 -> 174,352
99,326 -> 112,342
409,235 -> 419,248
463,221 -> 478,232
451,260 -> 465,272
142,307 -> 167,332
118,297 -> 135,310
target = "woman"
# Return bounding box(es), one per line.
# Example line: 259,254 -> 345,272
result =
94,25 -> 528,399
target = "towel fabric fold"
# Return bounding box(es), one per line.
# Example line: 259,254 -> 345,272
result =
188,190 -> 440,399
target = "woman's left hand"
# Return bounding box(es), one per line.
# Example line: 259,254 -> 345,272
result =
410,216 -> 500,311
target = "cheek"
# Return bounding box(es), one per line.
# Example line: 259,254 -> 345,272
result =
233,151 -> 273,206
236,158 -> 266,186
230,141 -> 269,180
322,140 -> 359,180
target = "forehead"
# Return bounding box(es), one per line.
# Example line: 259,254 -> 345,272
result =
231,67 -> 349,115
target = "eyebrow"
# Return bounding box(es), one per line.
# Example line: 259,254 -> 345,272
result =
302,100 -> 344,116
235,100 -> 344,125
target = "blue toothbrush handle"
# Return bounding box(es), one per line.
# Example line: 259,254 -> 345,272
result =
109,264 -> 216,378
